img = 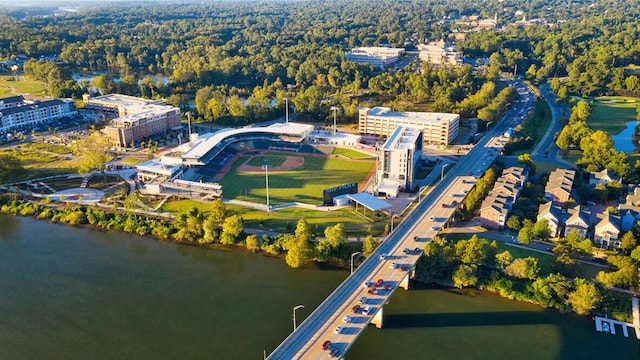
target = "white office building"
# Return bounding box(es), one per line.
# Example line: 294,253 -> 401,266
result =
344,47 -> 405,69
359,107 -> 459,145
376,126 -> 423,197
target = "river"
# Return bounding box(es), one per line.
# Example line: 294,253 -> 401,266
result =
0,215 -> 638,359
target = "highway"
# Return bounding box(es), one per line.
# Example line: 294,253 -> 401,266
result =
267,81 -> 535,360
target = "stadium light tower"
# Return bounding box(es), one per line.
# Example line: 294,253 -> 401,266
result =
284,97 -> 290,124
330,106 -> 340,135
262,164 -> 270,212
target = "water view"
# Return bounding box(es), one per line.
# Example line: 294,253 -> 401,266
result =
612,120 -> 638,153
0,215 -> 638,359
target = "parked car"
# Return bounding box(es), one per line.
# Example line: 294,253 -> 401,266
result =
390,262 -> 399,269
363,306 -> 374,315
333,325 -> 344,334
351,305 -> 361,314
379,253 -> 388,260
321,340 -> 332,350
359,296 -> 367,304
342,314 -> 353,323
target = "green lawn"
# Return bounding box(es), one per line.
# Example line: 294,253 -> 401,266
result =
331,148 -> 375,159
0,75 -> 46,96
587,96 -> 640,134
160,199 -> 387,236
21,142 -> 72,154
1,148 -> 77,182
220,153 -> 375,205
523,100 -> 551,145
246,154 -> 286,167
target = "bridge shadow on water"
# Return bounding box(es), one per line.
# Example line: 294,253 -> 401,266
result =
384,310 -> 550,329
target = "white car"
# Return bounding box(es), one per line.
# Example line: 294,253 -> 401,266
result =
379,253 -> 388,260
429,216 -> 435,221
334,325 -> 344,334
363,280 -> 372,288
359,296 -> 367,304
390,262 -> 399,269
342,314 -> 353,323
362,306 -> 374,315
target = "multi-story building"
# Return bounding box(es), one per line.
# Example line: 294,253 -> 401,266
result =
344,47 -> 405,69
544,168 -> 575,204
417,41 -> 463,66
594,211 -> 621,248
0,96 -> 77,133
479,166 -> 527,229
83,94 -> 165,116
376,126 -> 423,197
359,107 -> 459,145
102,104 -> 181,147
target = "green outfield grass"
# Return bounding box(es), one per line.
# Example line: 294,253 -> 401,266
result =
331,147 -> 375,159
588,96 -> 640,134
220,152 -> 375,205
246,154 -> 286,167
0,75 -> 46,96
160,199 -> 387,236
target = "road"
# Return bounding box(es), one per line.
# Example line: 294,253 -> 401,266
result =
267,81 -> 535,359
532,84 -> 575,168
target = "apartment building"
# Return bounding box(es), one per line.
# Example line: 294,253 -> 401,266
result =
544,168 -> 575,203
479,166 -> 527,229
417,41 -> 463,66
0,96 -> 77,133
358,107 -> 459,145
102,104 -> 181,147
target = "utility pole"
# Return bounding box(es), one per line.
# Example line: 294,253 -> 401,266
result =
330,106 -> 340,135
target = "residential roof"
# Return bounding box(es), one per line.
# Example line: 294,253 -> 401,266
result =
0,95 -> 25,105
566,205 -> 589,226
537,201 -> 562,222
595,211 -> 620,233
589,169 -> 620,184
0,99 -> 71,116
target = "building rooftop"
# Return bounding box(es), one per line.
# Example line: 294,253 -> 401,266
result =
85,94 -> 164,107
382,126 -> 422,151
362,107 -> 459,123
110,104 -> 178,126
137,159 -> 182,176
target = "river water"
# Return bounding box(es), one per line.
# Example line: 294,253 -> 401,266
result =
0,215 -> 638,359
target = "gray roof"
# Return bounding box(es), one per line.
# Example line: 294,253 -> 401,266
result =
0,95 -> 24,105
346,192 -> 392,211
0,99 -> 70,116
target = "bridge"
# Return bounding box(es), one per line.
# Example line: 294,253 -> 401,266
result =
268,81 -> 533,359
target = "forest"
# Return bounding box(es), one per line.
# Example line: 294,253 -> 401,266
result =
0,0 -> 639,125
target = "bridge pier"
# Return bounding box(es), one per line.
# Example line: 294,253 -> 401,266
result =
400,267 -> 415,290
371,306 -> 384,329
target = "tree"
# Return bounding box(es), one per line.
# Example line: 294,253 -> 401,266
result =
295,218 -> 312,242
517,153 -> 536,175
504,257 -> 540,280
507,215 -> 521,231
220,215 -> 243,244
209,199 -> 228,225
620,231 -> 637,252
285,233 -> 313,268
495,250 -> 513,270
533,219 -> 551,241
596,256 -> 638,288
0,153 -> 24,183
362,235 -> 380,258
567,279 -> 601,315
631,245 -> 640,263
517,221 -> 534,244
324,223 -> 346,248
552,252 -> 579,277
245,234 -> 260,252
74,133 -> 111,179
454,235 -> 485,266
202,216 -> 219,244
453,264 -> 478,289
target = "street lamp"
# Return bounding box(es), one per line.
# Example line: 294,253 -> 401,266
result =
441,163 -> 451,181
390,213 -> 401,232
330,106 -> 340,135
292,304 -> 305,331
350,251 -> 362,274
418,185 -> 427,203
186,111 -> 192,139
262,164 -> 270,212
284,97 -> 290,124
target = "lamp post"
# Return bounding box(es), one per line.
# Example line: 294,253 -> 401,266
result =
390,213 -> 401,232
441,163 -> 451,181
177,132 -> 182,157
284,97 -> 290,124
350,251 -> 362,274
262,164 -> 270,212
330,106 -> 340,135
418,185 -> 427,203
292,304 -> 305,331
186,111 -> 192,139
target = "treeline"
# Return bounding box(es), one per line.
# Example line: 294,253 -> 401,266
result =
415,235 -> 633,321
458,166 -> 499,220
0,196 -> 380,269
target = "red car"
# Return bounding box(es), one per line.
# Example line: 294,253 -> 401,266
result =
352,305 -> 361,314
322,340 -> 332,350
367,286 -> 376,295
375,278 -> 384,286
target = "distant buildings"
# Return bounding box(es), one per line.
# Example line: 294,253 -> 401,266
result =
417,40 -> 463,66
344,47 -> 405,69
376,126 -> 423,197
0,95 -> 77,133
479,166 -> 528,229
86,94 -> 181,148
358,107 -> 459,145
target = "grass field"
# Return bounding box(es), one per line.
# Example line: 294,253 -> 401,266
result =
220,152 -> 375,205
21,142 -> 72,154
246,154 -> 286,167
160,199 -> 387,236
0,75 -> 46,97
331,148 -> 375,159
587,96 -> 640,134
1,148 -> 76,182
